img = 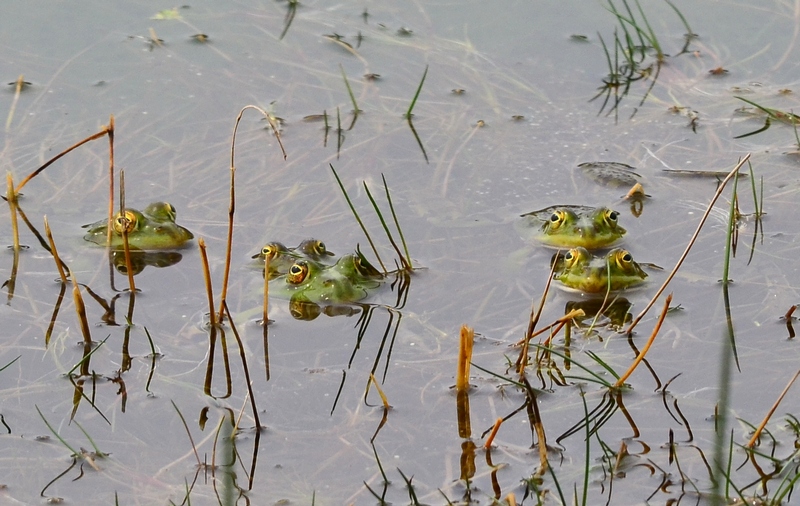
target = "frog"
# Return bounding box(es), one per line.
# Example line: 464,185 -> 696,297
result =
270,252 -> 384,304
83,202 -> 194,250
251,239 -> 336,279
517,205 -> 626,249
553,247 -> 647,293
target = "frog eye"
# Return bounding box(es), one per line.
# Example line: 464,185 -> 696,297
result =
287,261 -> 309,284
548,210 -> 567,230
262,243 -> 280,258
564,248 -> 581,266
112,210 -> 138,235
605,209 -> 619,224
615,250 -> 634,266
313,241 -> 326,254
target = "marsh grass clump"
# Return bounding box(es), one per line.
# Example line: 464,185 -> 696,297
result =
464,155 -> 800,505
330,164 -> 414,274
593,0 -> 695,120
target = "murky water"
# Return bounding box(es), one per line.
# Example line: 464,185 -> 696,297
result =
1,1 -> 799,504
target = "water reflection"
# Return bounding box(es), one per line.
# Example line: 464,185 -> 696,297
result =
565,297 -> 633,336
110,249 -> 183,276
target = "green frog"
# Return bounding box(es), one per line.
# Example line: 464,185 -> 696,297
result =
519,205 -> 626,249
83,202 -> 194,250
554,247 -> 647,293
251,239 -> 335,279
270,253 -> 383,304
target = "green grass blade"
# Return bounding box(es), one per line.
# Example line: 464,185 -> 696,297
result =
35,405 -> 79,456
584,350 -> 621,380
336,107 -> 343,157
339,64 -> 361,114
722,169 -> 739,285
405,65 -> 428,118
73,420 -> 106,456
665,0 -> 695,53
66,334 -> 110,376
633,0 -> 661,58
0,355 -> 20,372
405,118 -> 429,162
534,344 -> 614,388
470,362 -> 527,389
397,468 -> 421,505
330,164 -> 386,271
580,390 -> 590,506
381,174 -> 412,268
362,181 -> 410,270
546,459 -> 568,505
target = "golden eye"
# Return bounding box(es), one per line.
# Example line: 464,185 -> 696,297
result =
615,250 -> 633,267
314,241 -> 327,255
112,210 -> 137,235
262,243 -> 281,259
548,210 -> 567,229
564,248 -> 581,266
287,261 -> 309,284
164,203 -> 177,221
605,209 -> 619,223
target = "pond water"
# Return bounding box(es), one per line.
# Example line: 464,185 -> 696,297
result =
1,0 -> 800,504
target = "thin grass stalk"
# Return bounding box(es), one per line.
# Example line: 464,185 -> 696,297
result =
118,171 -> 136,293
35,405 -> 79,456
721,170 -> 740,286
222,301 -> 262,430
65,336 -> 108,377
6,174 -> 20,252
43,216 -> 68,283
16,127 -> 110,193
330,164 -> 386,271
268,255 -> 269,327
105,116 -> 116,245
362,181 -> 409,270
666,0 -> 695,53
218,106 -> 287,319
405,65 -> 428,118
73,420 -> 106,457
68,269 -> 93,346
533,344 -> 614,388
517,252 -> 558,376
614,293 -> 671,387
336,106 -> 342,157
546,459 -> 568,505
580,390 -> 590,506
514,309 -> 584,347
198,238 -> 217,328
369,373 -> 391,409
381,174 -> 412,268
5,75 -> 24,131
632,0 -> 661,59
340,64 -> 361,114
626,154 -> 750,335
323,109 -> 329,147
484,418 -> 503,449
171,400 -> 202,467
746,369 -> 800,448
